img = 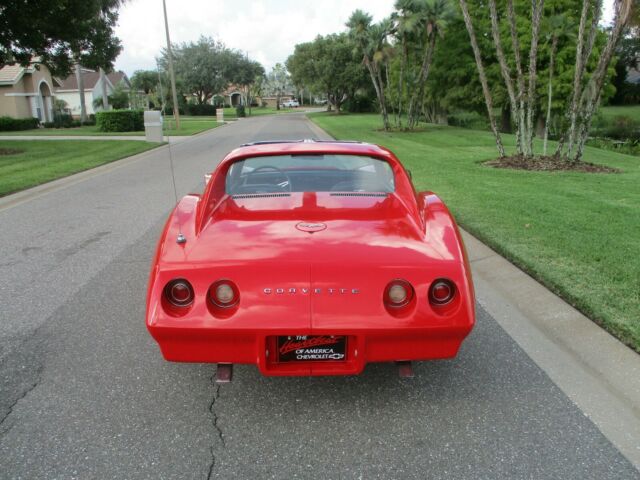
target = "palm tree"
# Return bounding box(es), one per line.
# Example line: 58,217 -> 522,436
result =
392,0 -> 421,128
75,62 -> 87,124
458,0 -> 506,157
406,0 -> 454,129
99,68 -> 109,111
347,10 -> 392,130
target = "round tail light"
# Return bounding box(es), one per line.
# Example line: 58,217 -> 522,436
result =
429,279 -> 456,306
164,279 -> 194,307
384,279 -> 414,308
209,280 -> 239,308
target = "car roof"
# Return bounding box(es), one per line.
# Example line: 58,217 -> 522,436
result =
222,140 -> 395,166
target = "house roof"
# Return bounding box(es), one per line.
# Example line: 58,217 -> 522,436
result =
0,63 -> 62,87
0,64 -> 25,84
57,70 -> 130,92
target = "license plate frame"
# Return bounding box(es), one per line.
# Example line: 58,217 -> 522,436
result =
277,335 -> 347,362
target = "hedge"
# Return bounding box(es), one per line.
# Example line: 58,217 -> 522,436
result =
0,116 -> 39,131
95,109 -> 144,132
186,104 -> 217,116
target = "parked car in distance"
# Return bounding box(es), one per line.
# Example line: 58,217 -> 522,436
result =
146,140 -> 476,381
280,99 -> 300,108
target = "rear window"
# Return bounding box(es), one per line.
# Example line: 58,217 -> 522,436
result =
226,154 -> 394,195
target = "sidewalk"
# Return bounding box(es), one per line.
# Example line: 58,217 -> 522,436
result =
0,135 -> 188,142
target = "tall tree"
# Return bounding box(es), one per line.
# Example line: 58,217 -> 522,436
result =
542,14 -> 574,154
458,0 -> 506,156
572,0 -> 634,161
405,0 -> 455,129
75,63 -> 88,123
347,10 -> 393,130
160,37 -> 247,106
265,63 -> 291,110
0,0 -> 123,76
287,33 -> 368,113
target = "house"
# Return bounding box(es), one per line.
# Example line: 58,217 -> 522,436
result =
56,69 -> 133,117
0,63 -> 61,121
217,85 -> 250,107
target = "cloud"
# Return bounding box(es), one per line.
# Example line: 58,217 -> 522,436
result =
114,0 -> 395,76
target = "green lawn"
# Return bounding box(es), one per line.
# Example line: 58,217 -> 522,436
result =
598,105 -> 640,122
0,140 -> 161,197
221,106 -> 309,119
0,117 -> 220,137
309,112 -> 640,351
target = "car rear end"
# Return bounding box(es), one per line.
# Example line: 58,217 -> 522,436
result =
146,142 -> 475,377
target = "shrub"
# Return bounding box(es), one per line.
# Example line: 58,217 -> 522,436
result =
591,115 -> 639,140
343,94 -> 375,113
236,105 -> 246,118
51,113 -> 74,128
186,104 -> 217,116
95,109 -> 144,132
164,106 -> 185,116
0,116 -> 39,131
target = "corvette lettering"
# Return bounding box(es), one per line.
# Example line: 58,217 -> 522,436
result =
264,288 -> 360,295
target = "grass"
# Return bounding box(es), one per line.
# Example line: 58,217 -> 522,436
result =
0,140 -> 161,197
0,116 -> 220,137
0,105 -> 314,137
221,106 -> 312,119
309,112 -> 640,351
599,105 -> 640,122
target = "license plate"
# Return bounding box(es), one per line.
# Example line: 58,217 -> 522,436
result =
277,335 -> 347,362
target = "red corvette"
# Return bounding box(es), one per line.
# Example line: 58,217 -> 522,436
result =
146,140 -> 475,380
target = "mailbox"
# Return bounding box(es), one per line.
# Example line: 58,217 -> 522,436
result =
144,110 -> 163,142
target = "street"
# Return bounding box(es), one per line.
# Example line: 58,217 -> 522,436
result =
0,114 -> 638,479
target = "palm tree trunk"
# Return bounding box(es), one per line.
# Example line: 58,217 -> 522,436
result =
459,0 -> 506,157
407,32 -> 437,130
543,35 -> 558,156
75,63 -> 87,124
376,65 -> 390,130
100,68 -> 109,110
397,41 -> 407,129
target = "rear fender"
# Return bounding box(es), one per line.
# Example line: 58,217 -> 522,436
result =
146,194 -> 200,316
418,191 -> 475,318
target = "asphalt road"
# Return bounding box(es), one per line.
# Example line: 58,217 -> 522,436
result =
0,114 -> 638,479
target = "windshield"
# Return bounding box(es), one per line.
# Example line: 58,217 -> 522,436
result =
226,154 -> 395,195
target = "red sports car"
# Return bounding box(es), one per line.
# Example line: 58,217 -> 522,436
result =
146,140 -> 475,380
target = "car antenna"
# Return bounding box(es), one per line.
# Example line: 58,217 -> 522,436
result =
157,64 -> 185,245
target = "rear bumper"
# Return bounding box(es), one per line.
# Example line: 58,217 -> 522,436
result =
150,326 -> 472,376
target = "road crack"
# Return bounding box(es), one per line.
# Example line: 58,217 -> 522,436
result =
0,365 -> 42,436
206,374 -> 226,480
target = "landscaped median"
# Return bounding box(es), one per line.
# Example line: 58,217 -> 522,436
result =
0,140 -> 162,197
309,112 -> 640,352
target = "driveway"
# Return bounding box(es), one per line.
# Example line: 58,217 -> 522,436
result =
0,113 -> 638,479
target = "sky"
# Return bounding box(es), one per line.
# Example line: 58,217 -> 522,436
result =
114,0 -> 616,77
